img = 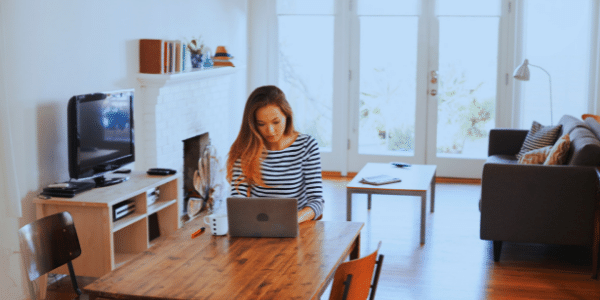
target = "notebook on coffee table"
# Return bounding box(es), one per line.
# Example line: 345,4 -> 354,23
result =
226,197 -> 299,238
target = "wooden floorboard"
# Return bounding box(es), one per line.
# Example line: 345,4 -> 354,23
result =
46,177 -> 600,300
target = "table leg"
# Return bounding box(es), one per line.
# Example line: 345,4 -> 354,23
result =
350,233 -> 361,260
593,204 -> 599,279
346,190 -> 352,221
420,192 -> 426,244
431,174 -> 436,213
368,193 -> 372,210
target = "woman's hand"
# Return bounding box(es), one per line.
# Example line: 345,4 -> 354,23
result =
298,207 -> 316,223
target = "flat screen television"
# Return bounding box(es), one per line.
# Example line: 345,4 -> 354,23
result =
68,89 -> 135,187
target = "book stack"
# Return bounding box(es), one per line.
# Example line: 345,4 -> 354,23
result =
359,175 -> 402,186
147,187 -> 160,206
212,46 -> 234,67
139,39 -> 192,74
113,199 -> 136,221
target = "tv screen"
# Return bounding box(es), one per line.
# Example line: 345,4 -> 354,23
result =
68,89 -> 134,186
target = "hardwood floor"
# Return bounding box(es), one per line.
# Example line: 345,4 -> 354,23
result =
320,176 -> 600,300
46,176 -> 600,300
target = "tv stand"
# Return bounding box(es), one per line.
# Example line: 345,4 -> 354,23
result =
34,171 -> 181,277
93,175 -> 127,187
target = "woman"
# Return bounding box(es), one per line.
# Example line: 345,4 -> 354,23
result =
227,85 -> 324,223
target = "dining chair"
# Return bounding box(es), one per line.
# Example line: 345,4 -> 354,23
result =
329,241 -> 385,300
18,211 -> 83,299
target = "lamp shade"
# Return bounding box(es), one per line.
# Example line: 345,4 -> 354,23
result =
513,59 -> 530,81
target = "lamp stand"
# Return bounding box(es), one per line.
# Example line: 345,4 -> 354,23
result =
529,64 -> 553,125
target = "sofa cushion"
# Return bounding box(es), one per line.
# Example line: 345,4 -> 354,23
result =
516,121 -> 562,160
584,117 -> 600,140
558,114 -> 588,136
567,127 -> 600,166
544,133 -> 570,165
518,146 -> 551,164
486,155 -> 519,165
517,133 -> 571,165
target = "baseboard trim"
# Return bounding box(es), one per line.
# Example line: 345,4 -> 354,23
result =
436,177 -> 481,184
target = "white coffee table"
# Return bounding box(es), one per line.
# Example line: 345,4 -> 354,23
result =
346,163 -> 437,244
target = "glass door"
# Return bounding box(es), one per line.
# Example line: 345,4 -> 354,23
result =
276,0 -> 348,172
348,0 -> 505,178
347,0 -> 426,172
426,0 -> 502,177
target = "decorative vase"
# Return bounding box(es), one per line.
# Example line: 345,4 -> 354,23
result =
191,53 -> 202,69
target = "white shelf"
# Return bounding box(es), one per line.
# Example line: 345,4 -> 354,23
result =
148,199 -> 177,215
112,213 -> 146,232
35,172 -> 181,277
137,66 -> 237,87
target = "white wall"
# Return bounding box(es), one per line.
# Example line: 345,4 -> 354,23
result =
0,1 -> 247,298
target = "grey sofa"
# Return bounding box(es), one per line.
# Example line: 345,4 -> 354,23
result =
480,115 -> 600,275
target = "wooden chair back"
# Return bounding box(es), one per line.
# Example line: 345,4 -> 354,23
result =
18,211 -> 82,297
329,241 -> 385,300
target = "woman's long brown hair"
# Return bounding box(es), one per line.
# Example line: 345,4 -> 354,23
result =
227,85 -> 296,189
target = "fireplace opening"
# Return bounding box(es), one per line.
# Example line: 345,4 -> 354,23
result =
182,132 -> 210,217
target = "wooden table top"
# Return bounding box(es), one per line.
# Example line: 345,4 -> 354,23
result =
347,163 -> 437,192
84,218 -> 364,300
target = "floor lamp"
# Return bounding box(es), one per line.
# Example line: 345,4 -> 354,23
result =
513,59 -> 554,125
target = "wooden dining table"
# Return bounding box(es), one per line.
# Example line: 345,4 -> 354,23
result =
84,217 -> 364,300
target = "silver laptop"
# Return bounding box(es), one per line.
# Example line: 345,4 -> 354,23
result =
227,197 -> 299,238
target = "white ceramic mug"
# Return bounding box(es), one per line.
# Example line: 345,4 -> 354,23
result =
204,213 -> 228,236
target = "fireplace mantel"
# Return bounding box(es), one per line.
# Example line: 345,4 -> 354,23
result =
137,67 -> 236,87
134,66 -> 237,178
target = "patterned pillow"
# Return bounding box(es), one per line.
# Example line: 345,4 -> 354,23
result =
518,146 -> 551,164
544,134 -> 570,165
516,121 -> 562,159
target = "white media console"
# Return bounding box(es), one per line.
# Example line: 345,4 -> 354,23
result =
34,171 -> 181,277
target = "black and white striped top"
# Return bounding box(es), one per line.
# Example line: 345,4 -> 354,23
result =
230,134 -> 324,219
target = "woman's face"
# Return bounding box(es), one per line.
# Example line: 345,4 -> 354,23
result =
255,104 -> 287,148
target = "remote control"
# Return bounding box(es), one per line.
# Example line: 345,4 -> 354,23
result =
147,168 -> 176,175
391,162 -> 411,168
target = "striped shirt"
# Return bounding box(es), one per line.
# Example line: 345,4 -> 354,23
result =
230,134 -> 324,219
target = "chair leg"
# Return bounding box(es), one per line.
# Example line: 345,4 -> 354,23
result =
342,274 -> 352,300
592,203 -> 600,280
67,261 -> 82,295
493,241 -> 502,262
369,254 -> 384,300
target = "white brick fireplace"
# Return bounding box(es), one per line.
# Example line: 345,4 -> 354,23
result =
135,67 -> 237,174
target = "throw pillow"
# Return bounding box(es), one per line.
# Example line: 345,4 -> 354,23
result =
516,121 -> 562,159
518,146 -> 551,164
544,134 -> 570,165
584,117 -> 600,140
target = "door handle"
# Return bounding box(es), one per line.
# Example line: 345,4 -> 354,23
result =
430,70 -> 438,84
430,89 -> 437,96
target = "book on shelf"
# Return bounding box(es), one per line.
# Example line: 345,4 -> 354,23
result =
139,39 -> 164,74
359,174 -> 402,186
181,42 -> 192,72
163,40 -> 169,73
174,41 -> 181,73
140,38 -> 211,74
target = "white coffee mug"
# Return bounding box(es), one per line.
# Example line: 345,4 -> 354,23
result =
204,213 -> 228,236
